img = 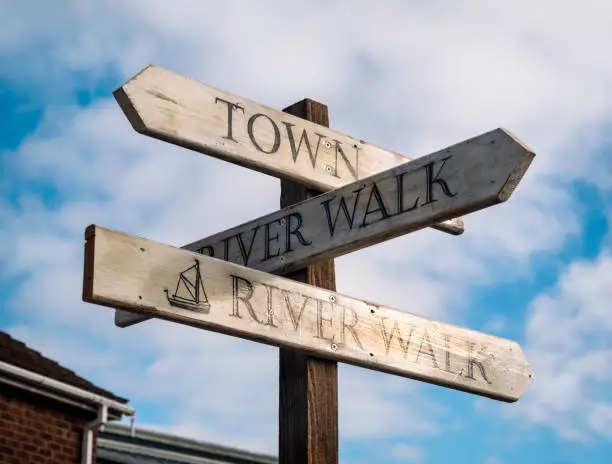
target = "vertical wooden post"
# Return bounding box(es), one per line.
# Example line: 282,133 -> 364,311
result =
278,99 -> 338,464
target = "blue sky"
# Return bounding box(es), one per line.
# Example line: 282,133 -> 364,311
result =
1,2 -> 612,463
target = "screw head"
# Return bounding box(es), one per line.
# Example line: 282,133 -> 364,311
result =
331,343 -> 338,351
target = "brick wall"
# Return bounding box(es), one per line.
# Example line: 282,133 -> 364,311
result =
0,384 -> 98,464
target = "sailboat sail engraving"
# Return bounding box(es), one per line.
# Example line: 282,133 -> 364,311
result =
165,260 -> 211,313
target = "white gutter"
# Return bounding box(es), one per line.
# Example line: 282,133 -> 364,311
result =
82,405 -> 108,464
0,360 -> 136,464
0,360 -> 135,415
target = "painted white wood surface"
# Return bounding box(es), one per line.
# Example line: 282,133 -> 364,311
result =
114,128 -> 534,327
114,65 -> 464,236
86,225 -> 534,402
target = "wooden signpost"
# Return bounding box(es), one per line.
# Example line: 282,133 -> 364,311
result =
84,225 -> 534,403
277,100 -> 338,463
82,65 -> 537,464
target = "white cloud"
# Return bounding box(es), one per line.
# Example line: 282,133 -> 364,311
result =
500,253 -> 612,442
339,366 -> 448,440
588,404 -> 612,438
2,0 -> 612,454
481,315 -> 508,335
390,443 -> 423,462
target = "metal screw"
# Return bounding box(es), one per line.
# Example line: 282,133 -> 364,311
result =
329,295 -> 336,303
331,343 -> 338,351
280,218 -> 286,225
280,256 -> 285,262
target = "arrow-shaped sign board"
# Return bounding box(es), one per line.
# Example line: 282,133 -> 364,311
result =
115,128 -> 534,328
84,225 -> 534,402
114,65 -> 463,236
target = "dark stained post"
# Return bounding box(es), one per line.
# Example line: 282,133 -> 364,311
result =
279,99 -> 338,464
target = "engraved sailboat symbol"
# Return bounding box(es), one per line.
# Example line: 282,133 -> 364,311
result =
165,260 -> 211,313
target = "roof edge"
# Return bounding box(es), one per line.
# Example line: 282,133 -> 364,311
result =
0,331 -> 128,403
0,361 -> 135,417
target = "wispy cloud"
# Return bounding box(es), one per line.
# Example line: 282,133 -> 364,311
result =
390,442 -> 423,462
506,252 -> 612,442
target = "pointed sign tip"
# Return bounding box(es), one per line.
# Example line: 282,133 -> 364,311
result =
497,148 -> 535,203
113,86 -> 148,134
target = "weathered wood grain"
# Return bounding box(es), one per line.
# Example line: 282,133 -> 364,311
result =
85,225 -> 535,402
279,98 -> 337,464
114,127 -> 534,328
114,65 -> 464,236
